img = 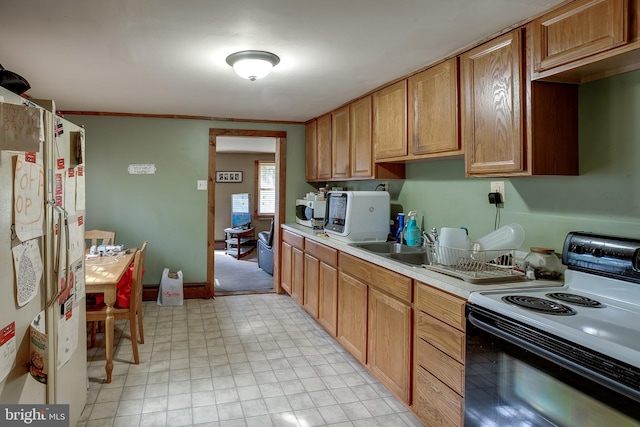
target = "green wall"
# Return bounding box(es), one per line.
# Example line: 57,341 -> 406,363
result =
71,68 -> 640,285
66,115 -> 310,284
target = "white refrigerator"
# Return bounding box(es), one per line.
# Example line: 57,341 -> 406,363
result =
0,86 -> 87,426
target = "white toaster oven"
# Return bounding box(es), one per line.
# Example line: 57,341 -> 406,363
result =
295,199 -> 326,228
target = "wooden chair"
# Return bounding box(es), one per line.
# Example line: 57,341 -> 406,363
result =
86,241 -> 148,364
85,229 -> 116,248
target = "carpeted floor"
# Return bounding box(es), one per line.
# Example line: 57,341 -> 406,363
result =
214,249 -> 274,295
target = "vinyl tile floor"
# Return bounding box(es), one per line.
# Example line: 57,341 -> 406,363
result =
81,294 -> 424,427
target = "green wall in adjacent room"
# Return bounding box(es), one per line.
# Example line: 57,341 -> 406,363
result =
351,69 -> 640,252
66,115 -> 310,285
70,68 -> 640,286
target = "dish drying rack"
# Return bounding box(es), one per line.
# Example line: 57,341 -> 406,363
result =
422,243 -> 524,284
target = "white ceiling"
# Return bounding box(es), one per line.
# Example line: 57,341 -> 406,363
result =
1,0 -> 564,123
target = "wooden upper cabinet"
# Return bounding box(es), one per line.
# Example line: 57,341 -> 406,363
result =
316,113 -> 332,181
461,27 -> 579,177
373,80 -> 408,160
461,30 -> 524,175
533,0 -> 628,73
408,58 -> 461,158
331,106 -> 350,179
305,120 -> 318,181
350,96 -> 374,178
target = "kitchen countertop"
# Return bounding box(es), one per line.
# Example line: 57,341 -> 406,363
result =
282,223 -> 563,300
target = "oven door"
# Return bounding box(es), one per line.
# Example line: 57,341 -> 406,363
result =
465,305 -> 640,427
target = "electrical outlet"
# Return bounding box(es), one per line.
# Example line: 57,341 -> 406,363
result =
197,180 -> 207,190
490,181 -> 505,202
381,181 -> 389,192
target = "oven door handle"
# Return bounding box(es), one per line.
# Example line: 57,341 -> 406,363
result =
467,311 -> 640,401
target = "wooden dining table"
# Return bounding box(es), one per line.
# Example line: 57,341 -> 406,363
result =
84,248 -> 136,383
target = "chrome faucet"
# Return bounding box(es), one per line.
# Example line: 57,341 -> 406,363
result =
430,227 -> 439,243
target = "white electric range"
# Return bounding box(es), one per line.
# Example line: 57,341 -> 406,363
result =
467,232 -> 640,403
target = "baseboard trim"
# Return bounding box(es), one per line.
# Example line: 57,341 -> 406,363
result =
143,282 -> 210,301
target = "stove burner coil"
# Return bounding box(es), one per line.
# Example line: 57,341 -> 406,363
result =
501,295 -> 577,315
546,292 -> 605,308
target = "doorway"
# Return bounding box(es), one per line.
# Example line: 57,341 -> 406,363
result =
206,129 -> 287,298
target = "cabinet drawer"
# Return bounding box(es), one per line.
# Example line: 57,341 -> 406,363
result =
339,252 -> 412,303
282,229 -> 304,249
305,239 -> 337,267
414,365 -> 463,427
415,281 -> 465,331
416,311 -> 465,363
416,338 -> 464,395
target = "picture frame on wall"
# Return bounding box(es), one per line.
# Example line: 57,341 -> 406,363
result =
216,171 -> 243,183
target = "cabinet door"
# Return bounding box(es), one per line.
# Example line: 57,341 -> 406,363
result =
317,262 -> 338,337
291,246 -> 304,305
337,272 -> 368,364
305,120 -> 318,181
461,29 -> 524,175
414,366 -> 463,427
368,288 -> 411,403
331,106 -> 350,179
373,80 -> 407,160
350,96 -> 373,178
533,0 -> 628,72
280,241 -> 292,295
303,253 -> 320,318
408,58 -> 460,156
316,113 -> 332,180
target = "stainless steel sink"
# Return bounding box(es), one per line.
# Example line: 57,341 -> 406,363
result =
349,241 -> 425,254
388,252 -> 430,266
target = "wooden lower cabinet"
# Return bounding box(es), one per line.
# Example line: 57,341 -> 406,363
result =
291,247 -> 304,304
414,365 -> 463,427
281,230 -> 304,301
368,287 -> 411,403
337,272 -> 368,364
339,252 -> 412,404
318,262 -> 338,337
414,281 -> 466,427
282,233 -> 475,418
303,253 -> 320,318
280,240 -> 292,295
303,240 -> 339,336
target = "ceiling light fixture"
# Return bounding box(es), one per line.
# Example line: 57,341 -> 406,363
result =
225,50 -> 280,81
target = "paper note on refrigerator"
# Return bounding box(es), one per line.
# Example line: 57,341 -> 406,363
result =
29,312 -> 47,384
12,239 -> 43,307
68,217 -> 84,264
0,321 -> 17,383
0,103 -> 40,151
64,167 -> 76,216
14,154 -> 44,241
57,305 -> 78,369
75,166 -> 85,211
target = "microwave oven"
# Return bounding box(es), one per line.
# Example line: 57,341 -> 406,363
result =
295,199 -> 326,228
324,191 -> 390,242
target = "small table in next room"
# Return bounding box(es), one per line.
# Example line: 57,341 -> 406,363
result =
224,227 -> 256,259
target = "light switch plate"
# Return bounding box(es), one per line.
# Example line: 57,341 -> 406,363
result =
197,180 -> 207,190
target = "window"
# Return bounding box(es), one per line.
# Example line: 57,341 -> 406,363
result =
256,161 -> 276,216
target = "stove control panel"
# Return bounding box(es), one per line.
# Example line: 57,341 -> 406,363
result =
562,232 -> 640,283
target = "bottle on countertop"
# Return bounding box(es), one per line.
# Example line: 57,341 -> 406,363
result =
405,211 -> 421,247
396,213 -> 405,244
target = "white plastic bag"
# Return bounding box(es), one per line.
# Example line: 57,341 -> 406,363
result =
157,268 -> 184,306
